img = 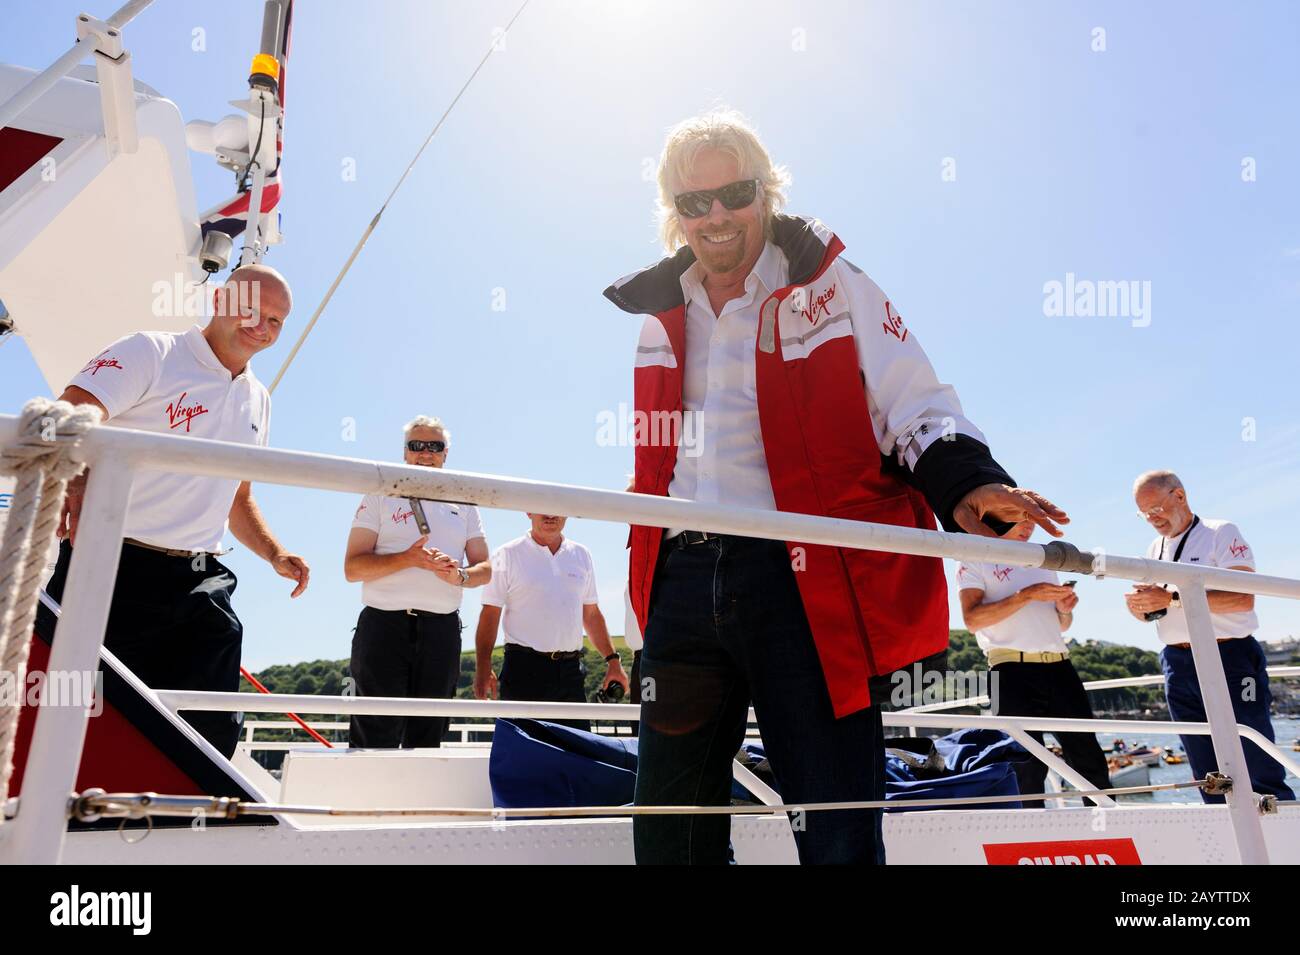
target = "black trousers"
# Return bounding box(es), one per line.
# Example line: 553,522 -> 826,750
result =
991,659 -> 1112,807
38,540 -> 244,758
634,535 -> 885,865
498,643 -> 589,732
348,606 -> 463,748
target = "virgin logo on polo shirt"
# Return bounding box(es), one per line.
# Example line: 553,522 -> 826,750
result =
392,509 -> 414,525
166,392 -> 209,431
81,355 -> 123,376
1228,539 -> 1249,559
993,566 -> 1013,582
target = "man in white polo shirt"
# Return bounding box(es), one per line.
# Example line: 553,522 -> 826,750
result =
344,416 -> 490,748
37,265 -> 309,757
1125,469 -> 1293,803
958,518 -> 1110,806
473,514 -> 628,731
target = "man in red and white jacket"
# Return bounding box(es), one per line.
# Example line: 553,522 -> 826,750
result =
605,111 -> 1068,865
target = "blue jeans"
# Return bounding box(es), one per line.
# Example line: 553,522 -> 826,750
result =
1160,637 -> 1294,803
632,534 -> 885,864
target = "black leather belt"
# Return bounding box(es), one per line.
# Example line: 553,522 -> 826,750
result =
505,643 -> 583,661
672,530 -> 731,548
368,607 -> 454,619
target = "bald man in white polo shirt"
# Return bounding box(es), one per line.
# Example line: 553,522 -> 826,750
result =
344,416 -> 491,748
473,514 -> 628,731
37,265 -> 309,757
958,518 -> 1110,806
1125,469 -> 1293,804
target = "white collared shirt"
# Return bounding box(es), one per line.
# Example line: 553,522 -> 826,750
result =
665,241 -> 787,536
956,562 -> 1068,654
1145,517 -> 1258,645
623,583 -> 643,652
351,494 -> 485,613
68,325 -> 271,552
481,533 -> 599,652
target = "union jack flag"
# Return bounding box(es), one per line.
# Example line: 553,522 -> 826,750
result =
199,0 -> 294,245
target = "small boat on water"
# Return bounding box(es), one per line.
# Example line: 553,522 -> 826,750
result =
1108,755 -> 1152,788
1126,746 -> 1164,768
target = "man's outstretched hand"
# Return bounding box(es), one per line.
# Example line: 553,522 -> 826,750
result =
953,484 -> 1069,539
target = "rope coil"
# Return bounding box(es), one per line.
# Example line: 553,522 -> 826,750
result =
0,398 -> 99,812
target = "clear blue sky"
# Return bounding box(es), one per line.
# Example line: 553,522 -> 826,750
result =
3,1 -> 1298,669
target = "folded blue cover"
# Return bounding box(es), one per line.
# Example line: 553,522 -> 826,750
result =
489,720 -> 1024,812
489,718 -> 639,809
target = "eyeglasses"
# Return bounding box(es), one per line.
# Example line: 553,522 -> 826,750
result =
407,440 -> 446,453
1136,488 -> 1179,520
673,179 -> 760,218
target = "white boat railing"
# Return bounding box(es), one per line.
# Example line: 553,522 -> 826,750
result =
189,690 -> 1300,812
3,414 -> 1300,864
901,665 -> 1300,713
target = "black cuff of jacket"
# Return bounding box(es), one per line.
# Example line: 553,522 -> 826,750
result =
910,434 -> 1016,535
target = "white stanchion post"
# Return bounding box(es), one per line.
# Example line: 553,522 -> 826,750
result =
0,459 -> 134,864
1180,580 -> 1269,864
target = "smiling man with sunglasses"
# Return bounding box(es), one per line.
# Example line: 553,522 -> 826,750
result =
605,110 -> 1069,865
343,416 -> 491,749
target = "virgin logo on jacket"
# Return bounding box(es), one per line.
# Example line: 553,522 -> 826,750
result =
165,392 -> 209,431
882,301 -> 908,342
800,283 -> 837,324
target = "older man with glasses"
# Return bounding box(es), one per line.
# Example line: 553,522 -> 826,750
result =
604,110 -> 1068,864
344,416 -> 491,749
1125,469 -> 1293,804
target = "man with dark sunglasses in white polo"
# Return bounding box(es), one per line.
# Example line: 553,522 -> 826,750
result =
1125,469 -> 1293,804
605,110 -> 1068,865
344,416 -> 491,748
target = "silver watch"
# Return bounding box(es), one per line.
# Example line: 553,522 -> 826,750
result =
457,567 -> 469,585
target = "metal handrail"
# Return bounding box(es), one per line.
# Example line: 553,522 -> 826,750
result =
6,413 -> 1298,864
0,1 -> 156,133
903,665 -> 1300,713
186,689 -> 1300,778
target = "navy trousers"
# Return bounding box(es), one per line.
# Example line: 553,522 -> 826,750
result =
39,540 -> 244,758
633,534 -> 885,865
348,606 -> 463,749
1160,637 -> 1294,803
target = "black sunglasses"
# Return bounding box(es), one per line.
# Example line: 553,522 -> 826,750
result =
407,440 -> 446,453
673,179 -> 759,218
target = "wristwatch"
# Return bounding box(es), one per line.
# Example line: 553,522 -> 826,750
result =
605,653 -> 620,663
456,567 -> 469,585
1169,591 -> 1181,609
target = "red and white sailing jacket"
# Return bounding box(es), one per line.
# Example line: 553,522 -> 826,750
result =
604,215 -> 1016,717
